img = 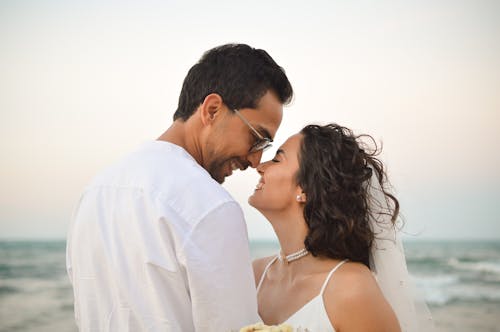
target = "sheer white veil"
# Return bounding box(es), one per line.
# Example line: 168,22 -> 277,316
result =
367,172 -> 435,331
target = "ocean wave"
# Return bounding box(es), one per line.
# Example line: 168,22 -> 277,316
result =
413,274 -> 459,286
447,258 -> 500,275
431,287 -> 500,306
412,274 -> 500,306
412,274 -> 459,305
406,256 -> 442,264
0,285 -> 19,295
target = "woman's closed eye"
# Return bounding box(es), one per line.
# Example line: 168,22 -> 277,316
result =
271,149 -> 285,162
271,154 -> 281,163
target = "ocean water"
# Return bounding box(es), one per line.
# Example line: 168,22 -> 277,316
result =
0,241 -> 74,332
1,240 -> 499,331
403,240 -> 500,307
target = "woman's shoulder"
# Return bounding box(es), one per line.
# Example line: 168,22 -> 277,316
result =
332,261 -> 375,288
252,255 -> 277,287
325,261 -> 384,306
324,261 -> 401,331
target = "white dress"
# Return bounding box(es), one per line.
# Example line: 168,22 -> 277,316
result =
257,257 -> 348,332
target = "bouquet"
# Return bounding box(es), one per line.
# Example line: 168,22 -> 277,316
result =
239,322 -> 293,332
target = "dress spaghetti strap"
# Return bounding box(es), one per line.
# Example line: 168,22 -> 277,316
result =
319,259 -> 349,296
256,256 -> 278,293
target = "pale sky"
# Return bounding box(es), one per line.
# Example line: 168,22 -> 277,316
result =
1,0 -> 499,240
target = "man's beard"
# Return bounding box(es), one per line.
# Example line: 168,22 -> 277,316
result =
207,158 -> 228,184
206,157 -> 250,184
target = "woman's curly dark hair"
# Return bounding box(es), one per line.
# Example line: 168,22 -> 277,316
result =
297,124 -> 400,267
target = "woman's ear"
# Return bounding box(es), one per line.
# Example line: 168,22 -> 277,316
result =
200,93 -> 223,126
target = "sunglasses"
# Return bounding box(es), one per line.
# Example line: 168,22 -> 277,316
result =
233,109 -> 273,153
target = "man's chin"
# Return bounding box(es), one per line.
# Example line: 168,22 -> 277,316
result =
207,161 -> 232,184
210,171 -> 226,184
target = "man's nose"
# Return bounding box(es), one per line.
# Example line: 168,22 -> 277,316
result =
247,150 -> 264,168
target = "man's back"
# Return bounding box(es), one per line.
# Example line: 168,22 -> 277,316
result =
66,141 -> 258,331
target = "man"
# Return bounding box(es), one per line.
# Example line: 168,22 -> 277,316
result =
66,44 -> 293,331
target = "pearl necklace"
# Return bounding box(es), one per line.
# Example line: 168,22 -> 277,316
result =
278,248 -> 309,264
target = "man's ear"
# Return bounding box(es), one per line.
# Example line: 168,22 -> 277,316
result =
200,93 -> 224,126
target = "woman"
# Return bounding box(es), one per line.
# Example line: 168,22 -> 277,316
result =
249,124 -> 426,332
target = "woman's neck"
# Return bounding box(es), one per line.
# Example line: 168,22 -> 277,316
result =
264,209 -> 309,256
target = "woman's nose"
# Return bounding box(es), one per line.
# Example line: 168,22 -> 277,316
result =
256,160 -> 269,175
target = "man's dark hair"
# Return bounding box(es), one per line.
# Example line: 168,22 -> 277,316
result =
173,43 -> 293,121
297,124 -> 400,267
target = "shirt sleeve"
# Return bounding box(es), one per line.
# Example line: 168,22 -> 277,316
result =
181,201 -> 260,332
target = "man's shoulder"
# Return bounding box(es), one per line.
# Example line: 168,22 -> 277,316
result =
88,141 -> 226,193
135,141 -> 238,223
167,173 -> 237,226
83,141 -> 238,224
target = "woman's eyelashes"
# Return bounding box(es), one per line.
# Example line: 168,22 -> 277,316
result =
271,149 -> 284,162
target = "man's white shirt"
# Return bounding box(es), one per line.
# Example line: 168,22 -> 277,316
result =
66,141 -> 259,331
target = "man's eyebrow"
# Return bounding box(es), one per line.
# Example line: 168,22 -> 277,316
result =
256,125 -> 272,140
